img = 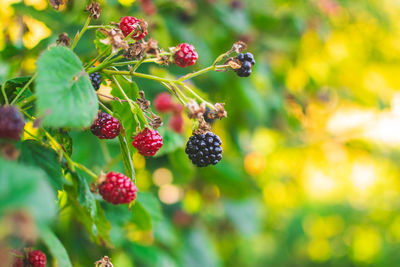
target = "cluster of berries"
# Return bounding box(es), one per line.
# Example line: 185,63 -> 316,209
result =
11,249 -> 46,267
235,52 -> 255,77
119,16 -> 198,68
154,92 -> 184,133
90,112 -> 163,157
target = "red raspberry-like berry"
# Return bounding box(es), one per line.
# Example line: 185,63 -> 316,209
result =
154,92 -> 173,113
99,172 -> 138,205
11,250 -> 24,267
0,106 -> 25,140
169,114 -> 184,133
28,250 -> 46,267
90,112 -> 120,139
132,128 -> 163,156
174,43 -> 198,67
171,103 -> 184,114
119,16 -> 148,40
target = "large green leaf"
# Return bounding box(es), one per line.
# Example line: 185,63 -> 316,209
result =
41,227 -> 73,267
36,46 -> 98,127
19,140 -> 64,191
0,158 -> 56,223
131,192 -> 163,230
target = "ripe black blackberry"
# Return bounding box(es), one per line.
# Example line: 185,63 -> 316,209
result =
185,132 -> 222,167
89,72 -> 101,91
235,52 -> 255,77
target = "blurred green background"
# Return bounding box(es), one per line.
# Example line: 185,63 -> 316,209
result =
2,0 -> 400,266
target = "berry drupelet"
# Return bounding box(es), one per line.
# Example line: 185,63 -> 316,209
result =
120,16 -> 147,40
185,132 -> 222,167
132,128 -> 163,156
235,52 -> 255,77
99,172 -> 138,205
0,106 -> 25,140
89,72 -> 101,91
28,250 -> 46,267
174,43 -> 198,67
90,112 -> 121,139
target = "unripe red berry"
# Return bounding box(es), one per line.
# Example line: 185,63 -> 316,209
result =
99,172 -> 138,205
169,114 -> 184,133
28,250 -> 46,267
90,112 -> 121,139
171,103 -> 184,114
132,128 -> 163,156
154,92 -> 173,113
0,106 -> 25,140
174,43 -> 198,67
119,16 -> 148,40
11,250 -> 24,267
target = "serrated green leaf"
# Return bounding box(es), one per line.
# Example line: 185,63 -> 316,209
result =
41,227 -> 73,267
36,46 -> 98,127
19,140 -> 64,191
0,158 -> 56,223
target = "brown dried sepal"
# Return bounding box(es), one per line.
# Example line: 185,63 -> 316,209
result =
155,55 -> 170,66
231,40 -> 247,53
149,115 -> 163,130
49,0 -> 67,10
144,38 -> 159,56
56,32 -> 70,46
226,57 -> 242,70
95,256 -> 114,267
214,103 -> 227,119
85,1 -> 102,20
137,91 -> 151,111
0,143 -> 19,160
124,42 -> 145,60
99,28 -> 128,54
186,101 -> 210,134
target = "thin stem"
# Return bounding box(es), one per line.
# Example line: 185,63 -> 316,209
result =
111,52 -> 171,67
97,92 -> 128,102
179,83 -> 215,109
178,64 -> 230,82
87,25 -> 113,30
99,101 -> 113,114
11,73 -> 37,105
71,16 -> 91,50
103,69 -> 173,83
17,94 -> 36,108
85,48 -> 110,69
74,162 -> 98,181
160,82 -> 187,106
1,82 -> 8,105
87,55 -> 123,74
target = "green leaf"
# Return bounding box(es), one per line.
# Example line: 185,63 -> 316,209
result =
36,46 -> 98,127
0,158 -> 56,223
154,128 -> 185,157
131,192 -> 163,230
64,175 -> 113,246
19,140 -> 64,191
0,76 -> 32,105
50,129 -> 73,156
110,76 -> 139,137
94,29 -> 109,54
41,227 -> 73,267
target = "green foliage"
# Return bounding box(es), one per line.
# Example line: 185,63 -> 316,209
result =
36,46 -> 98,127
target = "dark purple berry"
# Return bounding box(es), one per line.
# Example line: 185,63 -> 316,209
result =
89,72 -> 101,91
0,106 -> 25,140
185,132 -> 222,167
